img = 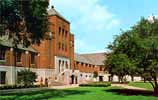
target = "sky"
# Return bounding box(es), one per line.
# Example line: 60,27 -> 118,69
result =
49,0 -> 158,54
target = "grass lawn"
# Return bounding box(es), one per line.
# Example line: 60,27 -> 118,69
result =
0,86 -> 157,100
128,82 -> 153,90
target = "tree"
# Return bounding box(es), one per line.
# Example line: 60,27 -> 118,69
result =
0,0 -> 49,45
0,0 -> 49,85
93,71 -> 98,78
106,53 -> 133,83
18,69 -> 37,86
106,17 -> 158,95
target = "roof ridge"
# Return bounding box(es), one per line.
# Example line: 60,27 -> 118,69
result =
48,7 -> 70,23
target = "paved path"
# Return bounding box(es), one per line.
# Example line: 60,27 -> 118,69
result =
50,84 -> 79,89
111,84 -> 147,90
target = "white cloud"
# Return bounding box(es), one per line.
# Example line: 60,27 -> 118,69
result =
75,39 -> 95,53
49,0 -> 120,53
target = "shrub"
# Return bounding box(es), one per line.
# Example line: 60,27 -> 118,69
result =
17,69 -> 37,86
79,82 -> 111,87
0,85 -> 40,90
0,95 -> 16,100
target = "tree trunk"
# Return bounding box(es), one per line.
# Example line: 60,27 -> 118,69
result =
143,77 -> 146,83
118,76 -> 121,83
153,86 -> 158,96
153,75 -> 158,96
131,75 -> 134,81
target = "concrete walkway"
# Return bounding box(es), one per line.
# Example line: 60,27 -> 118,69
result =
111,84 -> 147,90
50,84 -> 79,89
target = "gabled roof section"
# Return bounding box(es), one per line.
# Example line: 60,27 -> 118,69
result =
48,6 -> 70,24
0,36 -> 37,53
75,54 -> 92,64
80,53 -> 106,65
75,52 -> 106,65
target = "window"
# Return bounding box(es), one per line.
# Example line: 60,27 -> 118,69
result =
65,61 -> 68,69
59,27 -> 61,35
62,43 -> 64,50
65,31 -> 68,38
59,60 -> 61,72
31,53 -> 35,64
65,44 -> 67,51
16,51 -> 21,62
0,71 -> 6,84
86,64 -> 88,67
100,67 -> 102,71
0,48 -> 6,60
58,42 -> 61,50
62,29 -> 64,37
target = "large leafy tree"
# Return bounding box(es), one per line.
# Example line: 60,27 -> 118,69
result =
106,53 -> 134,83
0,0 -> 49,85
0,0 -> 49,45
106,17 -> 158,95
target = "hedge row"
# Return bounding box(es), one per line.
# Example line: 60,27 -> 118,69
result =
79,82 -> 111,87
0,92 -> 53,100
0,85 -> 40,90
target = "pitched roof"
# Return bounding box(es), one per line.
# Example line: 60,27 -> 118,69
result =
0,36 -> 37,53
75,54 -> 93,64
75,53 -> 106,65
48,6 -> 70,23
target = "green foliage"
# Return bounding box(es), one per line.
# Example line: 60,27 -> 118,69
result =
106,17 -> 158,95
0,87 -> 157,100
0,0 -> 49,46
106,53 -> 135,82
0,85 -> 40,90
17,69 -> 37,86
93,71 -> 98,78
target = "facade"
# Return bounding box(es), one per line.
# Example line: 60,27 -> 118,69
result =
0,6 -> 140,85
72,53 -> 107,84
0,36 -> 38,85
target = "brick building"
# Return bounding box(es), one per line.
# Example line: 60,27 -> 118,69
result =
0,6 -> 108,85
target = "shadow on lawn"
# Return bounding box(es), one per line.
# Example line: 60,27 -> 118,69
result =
105,88 -> 155,96
1,89 -> 90,99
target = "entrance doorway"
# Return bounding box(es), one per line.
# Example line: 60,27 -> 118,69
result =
99,76 -> 103,82
71,75 -> 75,84
0,71 -> 6,84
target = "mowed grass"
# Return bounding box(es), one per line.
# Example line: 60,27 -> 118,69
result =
128,82 -> 153,90
0,87 -> 157,100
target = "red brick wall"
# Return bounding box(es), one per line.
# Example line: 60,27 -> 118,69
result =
74,61 -> 102,73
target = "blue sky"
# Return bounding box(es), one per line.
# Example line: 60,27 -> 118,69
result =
49,0 -> 158,54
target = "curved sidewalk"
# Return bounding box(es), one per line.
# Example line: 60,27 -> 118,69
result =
111,84 -> 147,90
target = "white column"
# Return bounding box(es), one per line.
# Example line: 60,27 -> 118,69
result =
10,66 -> 16,85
